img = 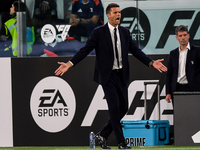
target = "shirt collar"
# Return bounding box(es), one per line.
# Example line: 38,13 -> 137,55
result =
108,22 -> 118,31
179,42 -> 190,52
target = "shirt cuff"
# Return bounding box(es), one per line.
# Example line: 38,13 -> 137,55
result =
69,61 -> 74,66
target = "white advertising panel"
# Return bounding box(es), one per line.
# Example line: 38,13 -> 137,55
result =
0,58 -> 13,147
104,0 -> 200,54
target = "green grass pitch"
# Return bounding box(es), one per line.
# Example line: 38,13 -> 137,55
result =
1,146 -> 200,150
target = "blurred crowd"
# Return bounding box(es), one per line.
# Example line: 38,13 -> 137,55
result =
0,0 -> 104,57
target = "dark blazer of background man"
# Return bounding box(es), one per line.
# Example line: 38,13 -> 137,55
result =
165,25 -> 200,103
55,3 -> 167,149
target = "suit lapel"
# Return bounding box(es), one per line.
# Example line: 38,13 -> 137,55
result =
175,48 -> 179,73
103,23 -> 114,52
186,45 -> 192,73
186,45 -> 192,64
118,26 -> 124,55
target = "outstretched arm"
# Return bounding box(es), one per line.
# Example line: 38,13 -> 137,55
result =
152,59 -> 167,73
54,61 -> 73,76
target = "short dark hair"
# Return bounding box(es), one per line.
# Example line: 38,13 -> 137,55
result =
106,3 -> 119,14
175,25 -> 189,35
13,1 -> 26,12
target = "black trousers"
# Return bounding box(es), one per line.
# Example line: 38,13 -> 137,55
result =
100,69 -> 128,144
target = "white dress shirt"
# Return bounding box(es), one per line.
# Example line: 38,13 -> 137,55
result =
177,43 -> 190,84
108,23 -> 123,70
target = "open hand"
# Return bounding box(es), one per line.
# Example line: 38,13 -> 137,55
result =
152,59 -> 167,73
54,62 -> 72,76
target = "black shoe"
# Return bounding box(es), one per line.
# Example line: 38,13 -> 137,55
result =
94,133 -> 111,149
118,141 -> 131,149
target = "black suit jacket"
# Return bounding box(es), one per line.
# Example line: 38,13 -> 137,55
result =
166,44 -> 200,95
70,23 -> 152,85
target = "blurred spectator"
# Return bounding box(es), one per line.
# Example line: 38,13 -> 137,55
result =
0,1 -> 35,56
26,0 -> 57,27
68,0 -> 104,41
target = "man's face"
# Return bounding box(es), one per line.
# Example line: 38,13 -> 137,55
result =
10,4 -> 15,15
107,7 -> 121,27
176,31 -> 190,46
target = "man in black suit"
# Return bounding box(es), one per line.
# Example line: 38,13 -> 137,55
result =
165,25 -> 200,104
55,3 -> 167,149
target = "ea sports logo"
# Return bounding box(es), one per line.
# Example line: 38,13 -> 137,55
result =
41,24 -> 56,43
30,76 -> 76,133
121,7 -> 150,49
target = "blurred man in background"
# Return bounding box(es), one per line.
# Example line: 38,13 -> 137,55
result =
165,25 -> 200,104
68,0 -> 104,42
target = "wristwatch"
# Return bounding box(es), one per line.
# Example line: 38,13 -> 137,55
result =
149,60 -> 154,67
